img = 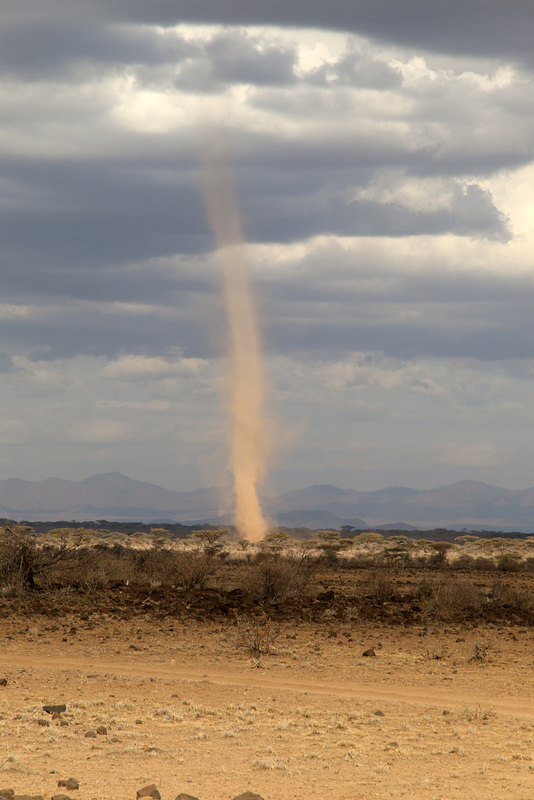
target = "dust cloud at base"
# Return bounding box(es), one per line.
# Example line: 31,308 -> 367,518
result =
201,136 -> 269,542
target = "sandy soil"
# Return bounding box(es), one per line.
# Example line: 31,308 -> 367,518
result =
0,615 -> 532,800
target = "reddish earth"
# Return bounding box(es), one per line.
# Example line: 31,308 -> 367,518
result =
0,612 -> 532,799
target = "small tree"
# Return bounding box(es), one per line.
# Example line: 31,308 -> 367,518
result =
428,541 -> 454,568
190,529 -> 226,549
0,523 -> 70,590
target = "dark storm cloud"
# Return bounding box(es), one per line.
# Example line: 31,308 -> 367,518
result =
0,158 -> 210,277
0,16 -> 297,88
93,0 -> 534,66
0,307 -> 213,361
205,31 -> 296,86
0,0 -> 527,371
0,152 -> 509,312
265,316 -> 534,362
0,19 -> 199,78
261,268 -> 534,362
242,181 -> 509,243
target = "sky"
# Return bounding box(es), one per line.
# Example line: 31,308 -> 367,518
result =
2,0 -> 534,494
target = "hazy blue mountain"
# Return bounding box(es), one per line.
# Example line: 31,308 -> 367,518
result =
1,473 -> 534,530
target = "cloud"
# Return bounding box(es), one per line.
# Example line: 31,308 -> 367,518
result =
100,354 -> 208,381
433,441 -> 503,468
92,1 -> 534,66
0,4 -> 533,493
68,418 -> 134,444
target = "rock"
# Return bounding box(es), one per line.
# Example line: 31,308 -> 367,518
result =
136,786 -> 161,800
233,793 -> 264,800
0,678 -> 7,687
373,709 -> 385,716
175,795 -> 200,800
443,710 -> 451,715
37,718 -> 50,727
362,648 -> 376,657
52,795 -> 73,800
60,720 -> 69,727
135,719 -> 143,725
58,779 -> 79,791
43,704 -> 66,715
0,790 -> 14,798
84,730 -> 97,738
96,726 -> 107,735
129,644 -> 142,651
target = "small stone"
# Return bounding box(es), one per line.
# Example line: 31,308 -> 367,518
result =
43,704 -> 66,715
135,719 -> 143,725
58,779 -> 79,791
175,795 -> 200,800
84,730 -> 97,738
130,644 -> 142,651
60,720 -> 69,727
136,786 -> 160,800
12,795 -> 34,800
0,678 -> 7,687
362,648 -> 376,657
37,718 -> 50,727
0,790 -> 14,798
374,709 -> 385,717
443,710 -> 451,715
386,741 -> 399,749
52,795 -> 73,800
96,725 -> 107,735
233,793 -> 264,800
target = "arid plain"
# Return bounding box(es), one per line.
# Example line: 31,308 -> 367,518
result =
0,530 -> 533,799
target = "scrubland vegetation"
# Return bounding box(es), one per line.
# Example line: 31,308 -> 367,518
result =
0,523 -> 534,625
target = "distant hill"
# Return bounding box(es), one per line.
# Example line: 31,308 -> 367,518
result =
2,473 -> 534,531
0,472 -> 233,523
271,480 -> 534,531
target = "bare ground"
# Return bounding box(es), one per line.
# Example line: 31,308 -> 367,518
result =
0,614 -> 533,800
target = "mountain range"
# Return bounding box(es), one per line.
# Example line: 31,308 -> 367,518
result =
1,472 -> 534,531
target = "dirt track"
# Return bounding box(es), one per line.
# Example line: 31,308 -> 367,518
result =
1,650 -> 533,719
0,618 -> 533,799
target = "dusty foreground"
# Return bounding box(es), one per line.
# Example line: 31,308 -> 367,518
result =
0,616 -> 532,800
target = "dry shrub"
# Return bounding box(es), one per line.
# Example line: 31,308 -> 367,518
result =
450,554 -> 475,571
48,545 -> 133,589
0,523 -> 70,591
488,580 -> 534,613
496,552 -> 522,572
172,551 -> 219,590
339,554 -> 381,570
429,578 -> 482,618
470,641 -> 493,663
245,554 -> 315,603
363,569 -> 395,603
470,556 -> 496,572
236,615 -> 280,654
